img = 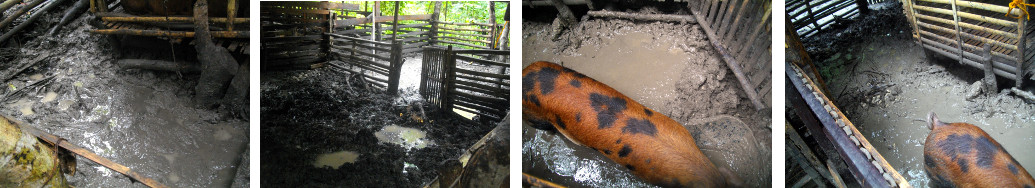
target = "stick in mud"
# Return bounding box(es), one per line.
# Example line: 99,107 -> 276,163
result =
47,0 -> 90,36
193,0 -> 239,108
586,10 -> 698,23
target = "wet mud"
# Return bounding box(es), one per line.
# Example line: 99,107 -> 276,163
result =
803,3 -> 1035,187
260,68 -> 496,187
1,4 -> 249,187
522,11 -> 771,187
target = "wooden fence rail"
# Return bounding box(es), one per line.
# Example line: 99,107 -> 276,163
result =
689,0 -> 772,110
901,0 -> 1034,87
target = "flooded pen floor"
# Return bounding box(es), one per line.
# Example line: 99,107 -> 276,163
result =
1,11 -> 248,188
260,68 -> 495,187
522,15 -> 771,187
803,5 -> 1035,187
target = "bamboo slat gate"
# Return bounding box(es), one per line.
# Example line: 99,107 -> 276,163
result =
787,0 -> 864,38
688,0 -> 772,110
263,1 -> 509,100
902,0 -> 1034,86
326,34 -> 405,94
420,46 -> 510,123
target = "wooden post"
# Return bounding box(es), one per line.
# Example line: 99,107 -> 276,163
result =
387,39 -> 403,95
855,0 -> 870,15
323,12 -> 333,60
391,2 -> 400,41
949,0 -> 964,64
489,1 -> 497,49
982,43 -> 997,94
350,40 -> 357,69
441,46 -> 455,112
96,0 -> 108,12
226,0 -> 237,31
1016,15 -> 1026,87
432,2 -> 442,47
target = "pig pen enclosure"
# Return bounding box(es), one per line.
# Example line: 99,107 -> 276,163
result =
0,0 -> 250,186
786,0 -> 1035,187
260,1 -> 510,187
521,0 -> 772,187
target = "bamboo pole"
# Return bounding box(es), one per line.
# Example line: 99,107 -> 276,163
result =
97,13 -> 250,23
0,0 -> 48,29
0,0 -> 67,43
89,29 -> 249,38
586,10 -> 698,23
0,0 -> 20,14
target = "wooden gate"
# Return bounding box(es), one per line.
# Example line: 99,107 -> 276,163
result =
420,46 -> 509,123
901,0 -> 1034,86
688,0 -> 772,110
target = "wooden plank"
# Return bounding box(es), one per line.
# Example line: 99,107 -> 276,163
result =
331,39 -> 392,51
451,99 -> 503,116
262,44 -> 321,54
457,73 -> 508,86
436,40 -> 490,49
436,30 -> 492,38
262,1 -> 360,10
454,79 -> 506,95
261,35 -> 322,43
402,41 -> 428,48
456,54 -> 508,67
327,32 -> 392,45
264,7 -> 330,14
332,14 -> 432,26
437,25 -> 491,32
453,49 -> 510,55
436,36 -> 491,44
456,68 -> 508,79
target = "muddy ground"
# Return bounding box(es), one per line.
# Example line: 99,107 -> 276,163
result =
1,4 -> 249,188
521,7 -> 772,187
801,2 -> 1035,187
259,65 -> 497,187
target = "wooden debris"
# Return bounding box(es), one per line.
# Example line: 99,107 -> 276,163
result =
116,59 -> 201,73
587,10 -> 697,23
48,0 -> 91,36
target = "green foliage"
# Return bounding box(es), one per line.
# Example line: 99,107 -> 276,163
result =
334,1 -> 510,49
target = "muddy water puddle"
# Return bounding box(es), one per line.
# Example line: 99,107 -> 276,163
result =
524,30 -> 689,114
375,124 -> 435,150
816,29 -> 1035,187
313,150 -> 360,169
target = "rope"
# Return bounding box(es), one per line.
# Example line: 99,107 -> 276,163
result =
1007,0 -> 1035,19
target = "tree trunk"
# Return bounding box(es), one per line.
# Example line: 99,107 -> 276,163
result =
193,0 -> 239,109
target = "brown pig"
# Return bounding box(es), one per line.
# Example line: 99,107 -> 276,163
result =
522,61 -> 740,188
924,112 -> 1035,188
